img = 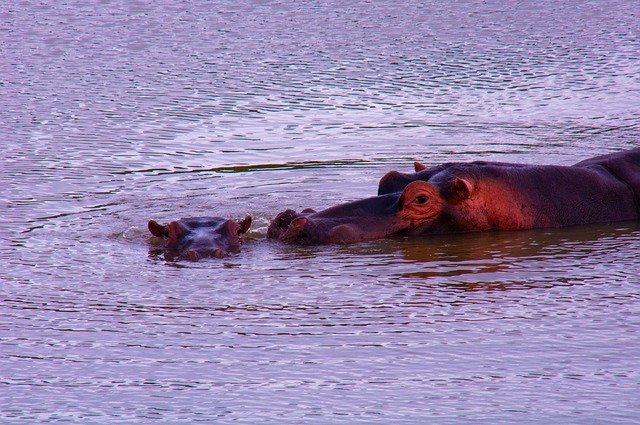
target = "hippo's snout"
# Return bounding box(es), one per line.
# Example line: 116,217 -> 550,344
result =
268,213 -> 328,245
267,192 -> 415,245
268,180 -> 450,245
271,214 -> 365,245
266,209 -> 298,240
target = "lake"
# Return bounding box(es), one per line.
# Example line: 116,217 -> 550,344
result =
2,0 -> 640,423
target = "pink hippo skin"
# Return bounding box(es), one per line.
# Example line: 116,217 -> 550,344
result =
149,216 -> 252,260
268,148 -> 640,245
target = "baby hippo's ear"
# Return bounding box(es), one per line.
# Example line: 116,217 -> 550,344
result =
148,220 -> 169,238
450,177 -> 473,201
414,161 -> 427,172
237,216 -> 252,234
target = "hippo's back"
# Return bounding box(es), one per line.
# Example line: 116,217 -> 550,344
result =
575,148 -> 640,206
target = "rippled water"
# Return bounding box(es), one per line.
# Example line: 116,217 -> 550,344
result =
2,0 -> 640,423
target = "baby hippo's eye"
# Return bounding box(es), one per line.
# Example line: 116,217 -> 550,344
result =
415,195 -> 429,205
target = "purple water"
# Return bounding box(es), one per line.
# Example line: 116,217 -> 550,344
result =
2,0 -> 640,422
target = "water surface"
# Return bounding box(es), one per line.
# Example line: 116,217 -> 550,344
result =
2,0 -> 640,423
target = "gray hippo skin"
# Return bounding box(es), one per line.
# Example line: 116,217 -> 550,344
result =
268,148 -> 640,245
149,216 -> 252,260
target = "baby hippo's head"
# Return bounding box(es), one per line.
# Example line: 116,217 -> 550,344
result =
148,216 -> 251,260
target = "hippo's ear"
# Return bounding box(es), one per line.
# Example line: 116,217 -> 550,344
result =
237,216 -> 252,234
148,220 -> 169,238
414,161 -> 427,172
450,178 -> 473,201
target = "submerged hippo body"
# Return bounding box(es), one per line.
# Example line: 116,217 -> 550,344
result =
149,216 -> 252,260
268,148 -> 640,245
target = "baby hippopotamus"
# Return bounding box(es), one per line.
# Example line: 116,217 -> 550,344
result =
268,148 -> 640,245
148,216 -> 252,260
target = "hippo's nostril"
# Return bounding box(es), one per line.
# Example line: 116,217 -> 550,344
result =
213,248 -> 225,258
290,217 -> 309,229
280,216 -> 312,243
185,250 -> 201,261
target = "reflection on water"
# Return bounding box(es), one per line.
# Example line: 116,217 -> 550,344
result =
393,222 -> 640,284
2,0 -> 640,423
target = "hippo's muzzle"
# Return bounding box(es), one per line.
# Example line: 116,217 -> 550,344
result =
267,183 -> 442,245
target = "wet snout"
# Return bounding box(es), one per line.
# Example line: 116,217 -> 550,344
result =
268,193 -> 405,245
266,209 -> 299,240
278,216 -> 365,245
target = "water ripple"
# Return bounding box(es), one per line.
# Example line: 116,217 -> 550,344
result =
2,0 -> 640,423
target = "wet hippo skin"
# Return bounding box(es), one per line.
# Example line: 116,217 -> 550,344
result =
268,148 -> 640,245
149,216 -> 252,260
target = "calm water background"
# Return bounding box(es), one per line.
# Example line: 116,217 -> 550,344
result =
2,0 -> 640,423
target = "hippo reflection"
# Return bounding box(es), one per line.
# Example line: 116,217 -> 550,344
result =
268,148 -> 640,245
148,216 -> 252,260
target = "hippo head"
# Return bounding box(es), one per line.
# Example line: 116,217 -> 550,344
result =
148,216 -> 252,260
268,171 -> 474,245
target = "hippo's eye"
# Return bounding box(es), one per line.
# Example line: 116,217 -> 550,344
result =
415,195 -> 429,205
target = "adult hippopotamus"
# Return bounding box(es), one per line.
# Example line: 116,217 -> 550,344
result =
268,148 -> 640,245
148,216 -> 252,260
